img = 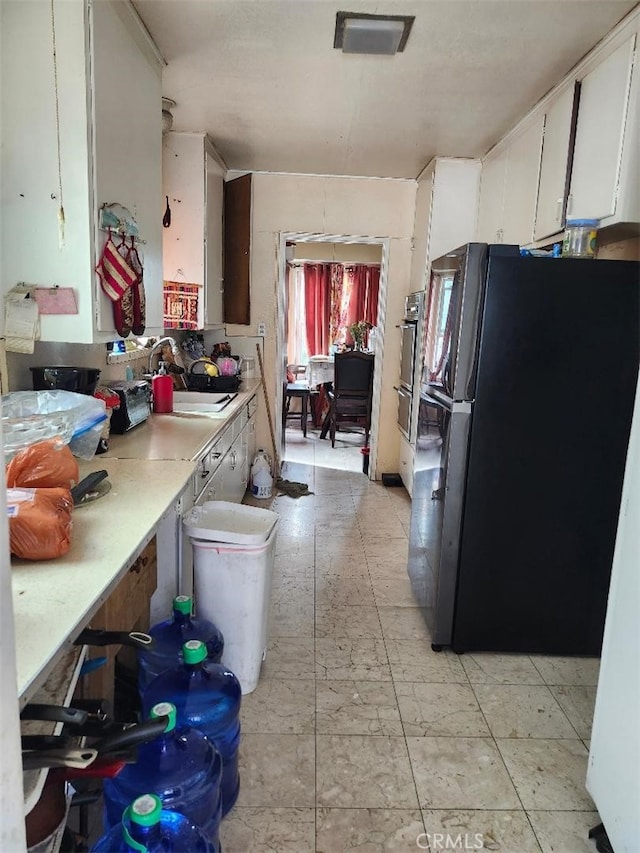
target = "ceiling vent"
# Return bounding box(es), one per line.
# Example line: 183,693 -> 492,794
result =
334,12 -> 415,55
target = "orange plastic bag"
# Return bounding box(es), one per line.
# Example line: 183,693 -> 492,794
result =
7,487 -> 73,560
6,438 -> 79,489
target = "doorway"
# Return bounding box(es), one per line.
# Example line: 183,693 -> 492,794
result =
276,232 -> 390,479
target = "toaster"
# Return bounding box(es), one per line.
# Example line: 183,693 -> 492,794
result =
108,380 -> 151,433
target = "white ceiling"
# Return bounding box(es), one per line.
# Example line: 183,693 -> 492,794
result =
133,0 -> 637,179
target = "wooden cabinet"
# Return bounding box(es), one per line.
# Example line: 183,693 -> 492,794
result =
569,33 -> 637,223
534,83 -> 579,241
0,0 -> 164,343
224,173 -> 252,325
477,116 -> 543,245
82,538 -> 157,708
162,132 -> 226,328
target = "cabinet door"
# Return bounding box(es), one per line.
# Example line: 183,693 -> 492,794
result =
162,133 -> 206,286
501,115 -> 544,246
534,83 -> 579,240
92,0 -> 163,333
476,148 -> 508,243
223,173 -> 251,325
568,35 -> 636,221
204,150 -> 224,326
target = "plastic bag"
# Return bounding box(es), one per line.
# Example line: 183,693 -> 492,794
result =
7,487 -> 73,560
6,438 -> 79,489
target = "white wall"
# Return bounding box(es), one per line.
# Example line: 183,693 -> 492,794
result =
225,172 -> 417,476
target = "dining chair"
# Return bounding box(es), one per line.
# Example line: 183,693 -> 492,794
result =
326,351 -> 374,448
283,364 -> 311,437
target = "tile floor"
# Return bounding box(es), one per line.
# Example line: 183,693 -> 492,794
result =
220,429 -> 602,852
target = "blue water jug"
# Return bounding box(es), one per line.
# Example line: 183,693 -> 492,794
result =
142,640 -> 241,817
138,595 -> 224,689
102,702 -> 222,849
92,793 -> 214,852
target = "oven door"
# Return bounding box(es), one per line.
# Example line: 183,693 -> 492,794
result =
399,322 -> 417,390
395,385 -> 412,439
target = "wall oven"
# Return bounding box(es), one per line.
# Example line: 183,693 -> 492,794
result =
396,292 -> 424,439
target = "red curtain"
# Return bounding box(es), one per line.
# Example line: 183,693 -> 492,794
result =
345,265 -> 380,343
304,264 -> 331,356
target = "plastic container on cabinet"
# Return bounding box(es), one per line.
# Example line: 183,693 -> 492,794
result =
183,502 -> 279,693
562,219 -> 599,258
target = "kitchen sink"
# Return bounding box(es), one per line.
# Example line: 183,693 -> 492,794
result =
172,391 -> 238,414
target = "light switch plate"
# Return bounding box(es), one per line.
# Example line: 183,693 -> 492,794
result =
257,321 -> 266,336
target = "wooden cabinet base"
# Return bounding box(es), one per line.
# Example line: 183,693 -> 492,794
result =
80,538 -> 157,710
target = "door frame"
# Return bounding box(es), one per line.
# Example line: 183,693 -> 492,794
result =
276,231 -> 390,480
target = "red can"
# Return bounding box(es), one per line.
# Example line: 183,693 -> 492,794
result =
152,373 -> 173,413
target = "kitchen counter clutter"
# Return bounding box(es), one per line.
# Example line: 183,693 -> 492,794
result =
11,382 -> 261,710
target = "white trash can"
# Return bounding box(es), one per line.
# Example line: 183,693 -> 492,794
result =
183,501 -> 279,694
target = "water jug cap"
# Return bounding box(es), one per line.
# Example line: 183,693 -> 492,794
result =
173,595 -> 192,616
150,701 -> 177,732
183,639 -> 207,664
129,793 -> 162,826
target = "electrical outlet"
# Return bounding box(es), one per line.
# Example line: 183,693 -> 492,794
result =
257,321 -> 266,336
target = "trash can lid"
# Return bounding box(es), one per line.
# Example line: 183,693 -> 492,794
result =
183,501 -> 279,545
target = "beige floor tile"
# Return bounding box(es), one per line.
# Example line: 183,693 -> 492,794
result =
530,656 -> 601,686
270,600 -> 315,638
273,518 -> 315,538
220,807 -> 315,853
316,638 -> 392,681
316,574 -> 376,607
371,574 -> 422,607
473,685 -> 578,739
496,738 -> 594,810
527,810 -> 600,853
316,807 -> 425,852
316,735 -> 419,808
378,606 -> 430,640
236,733 -> 315,807
240,678 -> 315,734
315,605 -> 382,638
396,682 -> 491,737
363,537 -> 409,562
316,536 -> 365,558
316,680 -> 403,736
367,558 -> 413,578
270,575 -> 315,602
386,640 -> 468,683
313,552 -> 370,577
276,535 -> 315,558
421,809 -> 541,853
358,518 -> 408,539
273,559 -> 316,582
461,654 -> 545,685
548,687 -> 597,740
407,737 -> 520,809
261,638 -> 316,680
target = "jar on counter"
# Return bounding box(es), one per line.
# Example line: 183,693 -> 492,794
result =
562,219 -> 599,258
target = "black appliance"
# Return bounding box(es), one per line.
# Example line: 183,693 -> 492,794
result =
408,243 -> 639,655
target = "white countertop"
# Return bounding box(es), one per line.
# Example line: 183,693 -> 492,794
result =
12,381 -> 261,706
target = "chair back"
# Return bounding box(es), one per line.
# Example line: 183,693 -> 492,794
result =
333,351 -> 374,398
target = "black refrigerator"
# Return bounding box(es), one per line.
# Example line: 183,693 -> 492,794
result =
407,243 -> 639,655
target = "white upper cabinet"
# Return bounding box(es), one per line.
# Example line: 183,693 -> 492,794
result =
162,132 -> 226,328
534,83 -> 579,241
477,116 -> 543,246
501,116 -> 545,246
0,0 -> 164,343
568,34 -> 637,223
476,146 -> 508,244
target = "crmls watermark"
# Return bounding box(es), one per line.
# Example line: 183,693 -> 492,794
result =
416,832 -> 485,851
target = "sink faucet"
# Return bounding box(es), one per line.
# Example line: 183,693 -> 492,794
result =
147,336 -> 179,374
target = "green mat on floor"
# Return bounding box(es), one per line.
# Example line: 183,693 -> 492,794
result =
274,478 -> 314,498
